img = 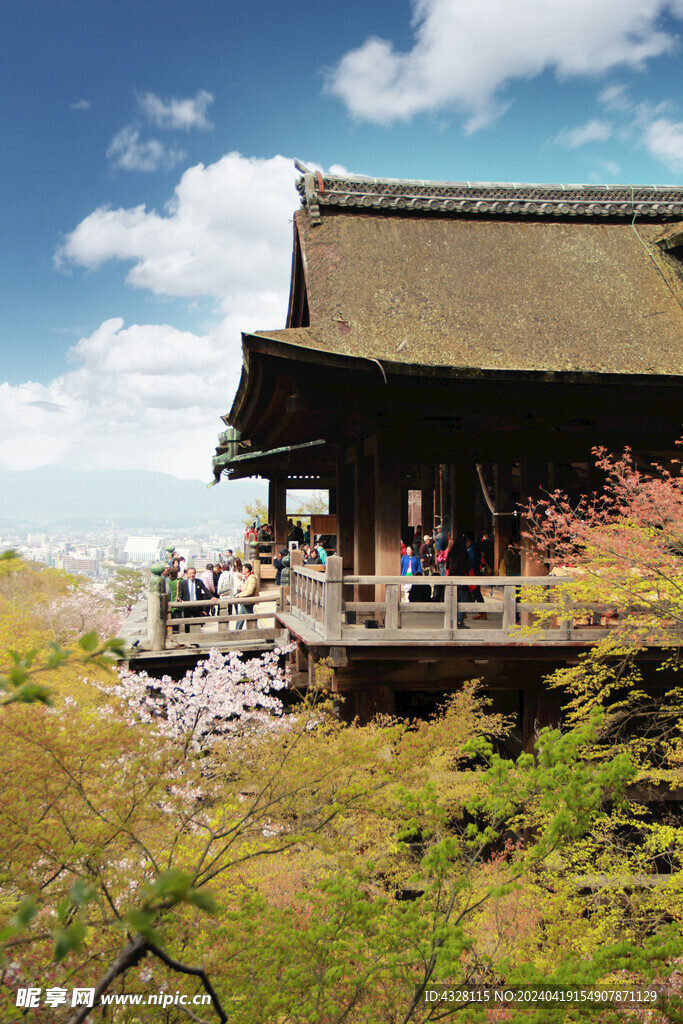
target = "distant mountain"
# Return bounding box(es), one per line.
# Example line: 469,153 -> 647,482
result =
0,467 -> 266,524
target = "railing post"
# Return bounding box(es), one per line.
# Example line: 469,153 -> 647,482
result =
385,583 -> 400,633
502,582 -> 516,632
252,554 -> 261,588
147,562 -> 167,651
290,549 -> 304,616
324,556 -> 343,640
444,581 -> 457,637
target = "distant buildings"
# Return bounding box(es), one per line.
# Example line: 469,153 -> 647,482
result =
123,536 -> 165,564
54,553 -> 100,575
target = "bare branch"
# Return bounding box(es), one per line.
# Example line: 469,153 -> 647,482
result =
146,940 -> 227,1023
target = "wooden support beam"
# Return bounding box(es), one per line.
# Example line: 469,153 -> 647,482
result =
385,583 -> 400,632
400,487 -> 409,546
354,443 -> 375,607
521,685 -> 563,751
374,434 -> 401,580
451,458 -> 473,540
268,474 -> 288,548
349,686 -> 396,724
421,474 -> 434,537
520,453 -> 549,578
336,449 -> 355,572
493,461 -> 514,574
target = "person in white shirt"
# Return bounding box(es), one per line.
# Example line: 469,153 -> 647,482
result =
217,558 -> 243,627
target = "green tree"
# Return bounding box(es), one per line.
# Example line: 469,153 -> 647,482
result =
0,675 -> 646,1023
109,566 -> 148,609
288,489 -> 329,516
242,497 -> 268,530
243,490 -> 329,530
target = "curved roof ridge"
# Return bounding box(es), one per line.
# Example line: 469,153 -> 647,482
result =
294,165 -> 683,223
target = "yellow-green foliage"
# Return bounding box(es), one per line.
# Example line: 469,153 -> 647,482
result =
0,556 -> 120,710
0,678 -> 666,1024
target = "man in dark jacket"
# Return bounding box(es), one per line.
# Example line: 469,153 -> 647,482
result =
273,548 -> 288,586
465,531 -> 487,620
176,567 -> 216,632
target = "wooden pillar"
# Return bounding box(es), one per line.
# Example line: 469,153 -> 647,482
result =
354,443 -> 375,605
520,452 -> 549,577
521,686 -> 563,752
450,459 -> 472,540
337,450 -> 355,573
147,586 -> 167,651
493,461 -> 513,574
438,464 -> 446,529
350,686 -> 396,724
269,475 -> 287,548
373,435 -> 401,580
421,473 -> 434,537
400,487 -> 409,547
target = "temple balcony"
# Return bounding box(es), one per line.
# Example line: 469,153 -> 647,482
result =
279,559 -> 611,648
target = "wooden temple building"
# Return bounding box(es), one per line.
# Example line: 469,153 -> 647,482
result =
212,168 -> 683,728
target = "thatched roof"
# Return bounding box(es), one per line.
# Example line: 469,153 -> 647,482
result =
216,172 -> 683,469
247,172 -> 683,376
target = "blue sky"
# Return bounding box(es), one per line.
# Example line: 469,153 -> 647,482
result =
2,0 -> 683,479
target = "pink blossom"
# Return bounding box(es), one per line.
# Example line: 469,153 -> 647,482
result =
92,645 -> 295,750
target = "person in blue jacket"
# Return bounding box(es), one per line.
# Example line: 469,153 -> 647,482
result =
400,545 -> 422,601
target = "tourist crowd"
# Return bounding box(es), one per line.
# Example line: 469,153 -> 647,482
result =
399,524 -> 521,628
160,521 -> 521,635
162,549 -> 259,632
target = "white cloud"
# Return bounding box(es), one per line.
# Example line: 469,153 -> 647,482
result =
31,153 -> 355,475
70,99 -> 91,112
327,0 -> 681,129
597,158 -> 621,177
56,152 -> 299,309
553,118 -> 612,148
106,126 -> 186,172
643,117 -> 683,168
27,153 -> 311,475
137,89 -> 214,130
594,85 -> 683,170
0,317 -> 248,477
597,83 -> 632,111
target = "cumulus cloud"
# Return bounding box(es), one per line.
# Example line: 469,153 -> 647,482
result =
24,400 -> 67,413
106,126 -> 186,173
23,153 -> 356,475
593,85 -> 683,170
56,152 -> 299,309
70,99 -> 91,112
137,89 -> 214,130
643,117 -> 683,168
597,83 -> 633,111
327,0 -> 681,129
553,118 -> 612,148
0,318 -> 248,476
22,153 -> 314,475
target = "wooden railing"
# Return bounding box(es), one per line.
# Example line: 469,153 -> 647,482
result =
146,594 -> 282,650
288,559 -> 610,643
289,560 -> 342,639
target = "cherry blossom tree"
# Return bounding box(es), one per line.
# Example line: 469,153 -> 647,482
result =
37,584 -> 125,644
97,645 -> 296,750
525,444 -> 683,646
524,444 -> 683,774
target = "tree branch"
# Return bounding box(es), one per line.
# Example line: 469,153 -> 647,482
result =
68,935 -> 148,1024
146,940 -> 227,1023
